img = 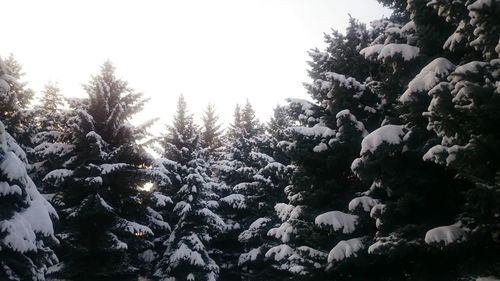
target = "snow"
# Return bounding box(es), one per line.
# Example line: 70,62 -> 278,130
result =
313,142 -> 328,152
348,196 -> 379,212
100,163 -> 128,175
220,193 -> 246,209
400,58 -> 456,103
290,124 -> 335,138
476,277 -> 500,281
360,125 -> 405,155
378,44 -> 420,61
238,247 -> 262,265
43,169 -> 74,185
370,204 -> 386,218
1,151 -> 27,180
336,109 -> 367,135
323,72 -> 365,92
274,203 -> 295,221
0,78 -> 10,93
196,208 -> 226,229
467,0 -> 493,10
444,21 -> 466,51
22,179 -> 58,235
118,219 -> 154,236
424,223 -> 467,245
0,126 -> 58,254
327,238 -> 364,262
401,21 -> 415,33
360,44 -> 384,59
0,212 -> 38,253
139,249 -> 158,263
289,265 -> 306,274
296,246 -> 327,258
153,192 -> 173,207
265,244 -> 294,261
169,243 -> 205,266
452,61 -> 488,79
109,232 -> 128,250
0,181 -> 22,196
314,211 -> 358,234
267,222 -> 296,243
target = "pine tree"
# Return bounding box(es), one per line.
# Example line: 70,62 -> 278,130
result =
154,97 -> 223,281
0,55 -> 35,150
160,94 -> 198,166
42,62 -> 166,279
265,18 -> 378,280
201,103 -> 223,154
31,81 -> 70,195
0,120 -> 58,281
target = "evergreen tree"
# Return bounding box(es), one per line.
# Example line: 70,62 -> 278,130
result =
201,103 -> 223,154
160,94 -> 198,166
265,18 -> 377,280
42,62 -> 166,279
31,81 -> 70,194
154,97 -> 223,281
0,55 -> 35,149
0,120 -> 58,281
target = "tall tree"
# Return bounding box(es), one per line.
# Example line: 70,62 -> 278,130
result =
160,94 -> 198,166
154,96 -> 223,281
42,62 -> 166,279
201,103 -> 223,154
0,55 -> 35,149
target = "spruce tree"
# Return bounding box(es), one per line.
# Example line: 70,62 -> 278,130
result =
31,81 -> 70,195
0,120 -> 58,281
160,95 -> 198,166
201,103 -> 223,154
0,55 -> 35,150
154,96 -> 223,281
265,18 -> 377,280
42,62 -> 165,279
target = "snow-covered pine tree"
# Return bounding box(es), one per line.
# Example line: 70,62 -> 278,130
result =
42,62 -> 165,279
265,18 -> 377,280
30,81 -> 71,197
0,55 -> 36,151
212,101 -> 286,281
318,0 -> 499,280
0,120 -> 58,281
154,96 -> 223,281
201,103 -> 223,155
235,105 -> 293,281
160,94 -> 199,166
420,0 -> 500,278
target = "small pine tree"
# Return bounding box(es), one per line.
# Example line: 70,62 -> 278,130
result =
201,103 -> 223,154
160,94 -> 199,166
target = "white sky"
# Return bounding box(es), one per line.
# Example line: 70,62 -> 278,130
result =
1,0 -> 391,130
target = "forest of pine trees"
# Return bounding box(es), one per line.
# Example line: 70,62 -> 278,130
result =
0,0 -> 499,280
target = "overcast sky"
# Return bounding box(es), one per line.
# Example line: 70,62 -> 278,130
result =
1,0 -> 391,130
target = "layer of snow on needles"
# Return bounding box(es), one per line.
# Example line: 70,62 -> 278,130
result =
238,247 -> 262,265
328,238 -> 364,262
424,223 -> 467,245
378,44 -> 420,61
360,125 -> 405,155
348,196 -> 379,212
400,57 -> 456,103
290,124 -> 335,138
315,211 -> 358,234
360,44 -> 419,61
313,142 -> 328,152
476,277 -> 500,281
